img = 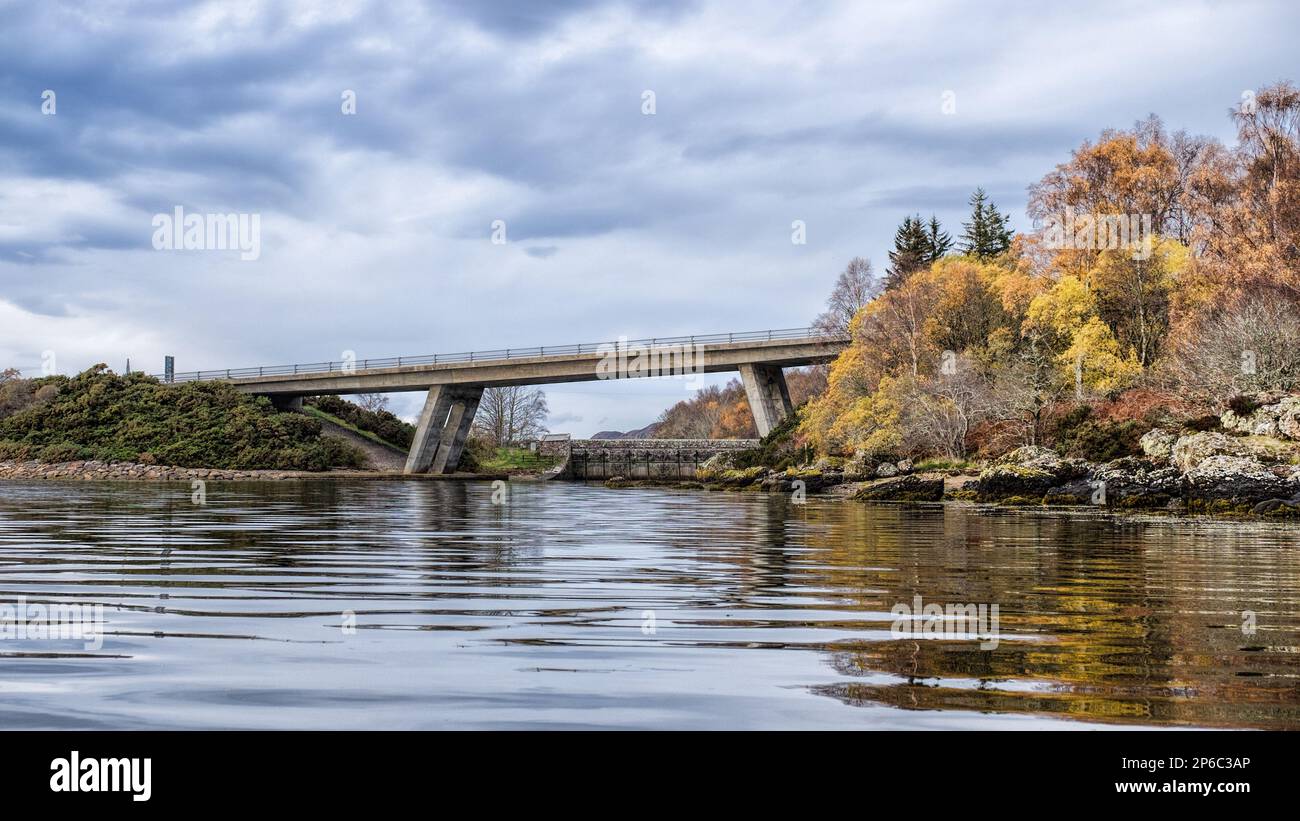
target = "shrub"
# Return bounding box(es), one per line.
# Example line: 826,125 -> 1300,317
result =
305,395 -> 415,448
731,411 -> 809,469
37,442 -> 85,463
0,441 -> 34,461
1227,394 -> 1261,417
1183,414 -> 1222,432
1050,405 -> 1143,461
457,436 -> 494,471
0,366 -> 361,471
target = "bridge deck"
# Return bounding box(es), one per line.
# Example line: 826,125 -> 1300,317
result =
158,328 -> 848,396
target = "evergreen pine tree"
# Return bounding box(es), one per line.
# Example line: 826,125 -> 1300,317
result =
959,188 -> 1013,259
886,215 -> 931,289
926,215 -> 952,263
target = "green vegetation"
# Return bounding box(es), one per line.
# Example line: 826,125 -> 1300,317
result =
912,457 -> 975,474
302,404 -> 407,452
1049,406 -> 1143,462
730,411 -> 813,471
473,446 -> 561,472
0,366 -> 362,470
305,395 -> 414,449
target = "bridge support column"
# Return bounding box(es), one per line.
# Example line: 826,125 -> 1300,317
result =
738,363 -> 792,438
404,384 -> 484,475
270,395 -> 303,411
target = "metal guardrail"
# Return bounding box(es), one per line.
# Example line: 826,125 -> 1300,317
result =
153,327 -> 843,383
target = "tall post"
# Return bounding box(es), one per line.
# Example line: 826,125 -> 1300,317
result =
738,363 -> 793,437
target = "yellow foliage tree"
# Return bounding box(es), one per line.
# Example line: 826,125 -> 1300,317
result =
1061,317 -> 1143,397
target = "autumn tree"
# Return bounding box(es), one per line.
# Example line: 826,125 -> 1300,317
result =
1189,82 -> 1300,299
1164,293 -> 1300,406
906,354 -> 991,459
1088,238 -> 1188,367
814,256 -> 880,337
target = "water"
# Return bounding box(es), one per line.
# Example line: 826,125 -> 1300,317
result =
0,480 -> 1297,730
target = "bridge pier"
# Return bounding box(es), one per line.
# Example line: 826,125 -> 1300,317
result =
404,384 -> 484,474
738,363 -> 792,437
270,395 -> 303,412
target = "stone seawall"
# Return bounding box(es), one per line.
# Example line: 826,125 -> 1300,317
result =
0,460 -> 304,481
564,439 -> 757,480
0,460 -> 504,482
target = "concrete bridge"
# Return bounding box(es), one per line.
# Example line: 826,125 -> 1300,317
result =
160,328 -> 847,475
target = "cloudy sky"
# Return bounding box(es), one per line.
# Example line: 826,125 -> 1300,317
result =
1,0 -> 1296,434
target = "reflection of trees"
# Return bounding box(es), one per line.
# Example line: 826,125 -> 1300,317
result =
801,504 -> 1300,729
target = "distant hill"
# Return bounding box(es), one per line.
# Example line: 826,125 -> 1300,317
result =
589,423 -> 660,440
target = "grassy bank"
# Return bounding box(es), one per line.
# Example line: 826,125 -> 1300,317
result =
302,404 -> 408,453
472,446 -> 561,472
304,395 -> 414,449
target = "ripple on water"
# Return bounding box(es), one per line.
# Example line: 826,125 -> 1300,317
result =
0,480 -> 1297,729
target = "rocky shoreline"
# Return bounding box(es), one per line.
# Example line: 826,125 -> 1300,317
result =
6,395 -> 1300,519
611,395 -> 1300,520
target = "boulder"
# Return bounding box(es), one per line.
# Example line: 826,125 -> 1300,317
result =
853,474 -> 945,502
977,445 -> 1090,501
1184,455 -> 1298,511
1221,395 -> 1300,441
875,462 -> 899,478
1091,456 -> 1185,508
711,465 -> 766,487
1043,478 -> 1099,506
1251,498 -> 1300,518
842,450 -> 878,481
895,458 -> 914,474
1138,428 -> 1177,462
1170,431 -> 1255,472
696,452 -> 743,480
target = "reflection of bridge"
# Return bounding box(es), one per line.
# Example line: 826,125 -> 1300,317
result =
160,328 -> 848,475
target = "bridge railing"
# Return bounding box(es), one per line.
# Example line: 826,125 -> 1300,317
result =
154,327 -> 844,383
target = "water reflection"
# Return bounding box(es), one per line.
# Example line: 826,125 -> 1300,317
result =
0,480 -> 1296,729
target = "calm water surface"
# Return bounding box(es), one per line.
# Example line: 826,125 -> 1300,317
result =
0,480 -> 1297,730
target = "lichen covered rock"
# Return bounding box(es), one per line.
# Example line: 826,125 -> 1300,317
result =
977,445 -> 1090,501
853,474 -> 944,502
1092,456 -> 1185,508
1139,428 -> 1178,462
1184,455 -> 1297,512
1221,395 -> 1300,441
1170,432 -> 1255,472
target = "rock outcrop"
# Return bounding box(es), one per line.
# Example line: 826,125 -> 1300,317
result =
1091,457 -> 1184,509
1183,455 -> 1298,512
1138,428 -> 1177,461
1168,431 -> 1256,472
976,446 -> 1089,502
852,474 -> 944,502
1221,395 -> 1300,441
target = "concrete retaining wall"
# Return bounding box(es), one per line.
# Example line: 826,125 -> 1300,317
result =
563,438 -> 758,480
